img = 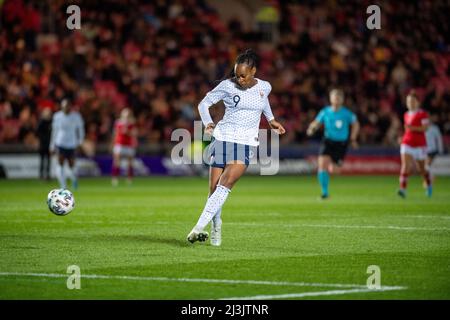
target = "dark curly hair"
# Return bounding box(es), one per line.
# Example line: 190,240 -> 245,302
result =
215,49 -> 260,84
229,49 -> 259,79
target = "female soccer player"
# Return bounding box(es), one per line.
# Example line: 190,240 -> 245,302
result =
187,49 -> 286,246
425,115 -> 444,170
398,90 -> 432,198
50,98 -> 85,190
306,89 -> 359,199
111,108 -> 138,186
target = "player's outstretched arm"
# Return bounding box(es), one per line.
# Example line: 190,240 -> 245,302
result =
77,114 -> 85,148
198,80 -> 228,130
204,122 -> 215,136
437,127 -> 444,154
306,120 -> 321,136
110,126 -> 116,152
269,119 -> 286,135
350,121 -> 360,148
49,115 -> 58,154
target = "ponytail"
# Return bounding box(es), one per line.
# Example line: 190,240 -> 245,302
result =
216,49 -> 260,83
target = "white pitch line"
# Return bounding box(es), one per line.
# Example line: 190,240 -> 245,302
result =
231,222 -> 450,232
300,224 -> 450,232
2,220 -> 448,232
0,219 -> 153,225
220,287 -> 403,300
406,215 -> 450,220
0,272 -> 405,291
3,219 -> 448,231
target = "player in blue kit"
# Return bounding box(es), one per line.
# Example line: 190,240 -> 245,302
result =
187,49 -> 286,246
307,89 -> 360,199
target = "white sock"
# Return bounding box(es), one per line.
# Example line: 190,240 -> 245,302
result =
56,164 -> 66,189
212,208 -> 222,228
194,185 -> 230,231
67,166 -> 77,184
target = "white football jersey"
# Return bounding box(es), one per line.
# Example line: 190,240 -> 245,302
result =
198,78 -> 274,146
50,111 -> 85,149
425,123 -> 444,153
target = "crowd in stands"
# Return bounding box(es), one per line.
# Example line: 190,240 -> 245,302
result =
0,0 -> 448,153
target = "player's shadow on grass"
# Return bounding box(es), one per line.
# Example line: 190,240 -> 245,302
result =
95,234 -> 189,247
1,234 -> 190,248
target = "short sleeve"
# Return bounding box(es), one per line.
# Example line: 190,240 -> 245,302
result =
349,110 -> 357,124
315,109 -> 326,123
421,112 -> 429,125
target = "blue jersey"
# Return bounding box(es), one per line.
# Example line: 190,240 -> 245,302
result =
315,106 -> 357,142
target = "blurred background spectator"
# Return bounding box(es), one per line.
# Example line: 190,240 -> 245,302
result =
37,107 -> 52,179
0,0 -> 448,155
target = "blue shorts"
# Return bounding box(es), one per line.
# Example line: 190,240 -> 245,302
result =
207,138 -> 256,168
56,146 -> 76,159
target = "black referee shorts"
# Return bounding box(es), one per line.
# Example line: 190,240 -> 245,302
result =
319,139 -> 349,166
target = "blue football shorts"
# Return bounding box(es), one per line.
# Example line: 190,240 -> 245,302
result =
207,138 -> 256,168
56,146 -> 76,159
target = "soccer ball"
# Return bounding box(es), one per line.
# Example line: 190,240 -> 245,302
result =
47,189 -> 75,216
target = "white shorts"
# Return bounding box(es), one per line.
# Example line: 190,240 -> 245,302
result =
400,144 -> 427,161
113,145 -> 136,157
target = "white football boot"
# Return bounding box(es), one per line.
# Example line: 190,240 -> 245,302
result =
187,228 -> 209,244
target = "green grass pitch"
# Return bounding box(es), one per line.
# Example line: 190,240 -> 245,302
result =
0,175 -> 449,299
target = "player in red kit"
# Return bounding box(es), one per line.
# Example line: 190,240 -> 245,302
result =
111,108 -> 138,186
398,91 -> 432,198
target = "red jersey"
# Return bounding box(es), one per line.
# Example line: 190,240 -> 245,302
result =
114,120 -> 137,147
401,109 -> 429,147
